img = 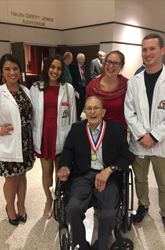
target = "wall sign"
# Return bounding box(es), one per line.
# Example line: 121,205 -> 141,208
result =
11,11 -> 54,27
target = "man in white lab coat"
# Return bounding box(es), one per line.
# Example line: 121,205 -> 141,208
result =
124,33 -> 165,228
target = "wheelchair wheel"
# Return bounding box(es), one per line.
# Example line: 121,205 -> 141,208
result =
122,168 -> 134,233
61,234 -> 69,250
110,237 -> 134,250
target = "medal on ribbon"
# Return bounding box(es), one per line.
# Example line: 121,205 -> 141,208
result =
86,120 -> 106,163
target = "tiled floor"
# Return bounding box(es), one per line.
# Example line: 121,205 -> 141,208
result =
0,158 -> 165,250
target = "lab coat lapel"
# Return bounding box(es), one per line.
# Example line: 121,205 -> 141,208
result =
151,65 -> 165,124
137,73 -> 150,130
2,84 -> 18,107
58,83 -> 65,107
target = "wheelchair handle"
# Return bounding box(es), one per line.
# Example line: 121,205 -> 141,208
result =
128,209 -> 136,215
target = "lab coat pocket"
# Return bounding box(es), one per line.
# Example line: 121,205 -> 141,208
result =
0,134 -> 15,158
57,125 -> 71,153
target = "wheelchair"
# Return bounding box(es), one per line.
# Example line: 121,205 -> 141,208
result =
53,167 -> 134,250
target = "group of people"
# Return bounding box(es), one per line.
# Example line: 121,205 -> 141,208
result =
0,32 -> 165,250
0,53 -> 76,225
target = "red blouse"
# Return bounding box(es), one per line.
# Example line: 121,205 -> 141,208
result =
86,74 -> 128,129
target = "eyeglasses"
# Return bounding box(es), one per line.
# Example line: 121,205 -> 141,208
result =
85,107 -> 103,112
105,60 -> 121,68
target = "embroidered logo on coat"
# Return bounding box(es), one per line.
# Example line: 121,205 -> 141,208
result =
158,100 -> 165,110
62,110 -> 68,118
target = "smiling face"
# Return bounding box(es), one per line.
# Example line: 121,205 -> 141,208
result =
104,53 -> 122,78
84,98 -> 106,130
48,59 -> 62,85
2,61 -> 20,85
142,38 -> 165,73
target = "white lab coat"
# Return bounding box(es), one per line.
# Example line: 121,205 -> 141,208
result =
30,82 -> 77,155
0,84 -> 32,162
124,65 -> 165,157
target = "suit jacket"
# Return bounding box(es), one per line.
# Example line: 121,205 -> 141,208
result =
89,58 -> 101,80
69,61 -> 86,94
59,119 -> 135,183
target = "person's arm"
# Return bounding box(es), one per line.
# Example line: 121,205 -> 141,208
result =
29,85 -> 36,127
95,124 -> 135,192
95,167 -> 113,192
69,64 -> 77,89
125,79 -> 165,148
85,80 -> 94,99
137,133 -> 156,148
57,166 -> 70,182
89,60 -> 97,80
68,84 -> 77,123
58,124 -> 75,170
124,79 -> 147,141
95,165 -> 121,192
111,126 -> 135,170
148,120 -> 165,144
0,124 -> 14,135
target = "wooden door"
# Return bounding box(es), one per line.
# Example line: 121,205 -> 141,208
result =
11,42 -> 26,84
69,45 -> 99,84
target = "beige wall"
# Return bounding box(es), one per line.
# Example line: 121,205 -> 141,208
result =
57,0 -> 115,29
0,0 -> 57,28
0,0 -> 60,50
62,24 -> 114,46
115,0 -> 165,31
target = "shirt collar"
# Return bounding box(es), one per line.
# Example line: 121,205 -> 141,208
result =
87,120 -> 102,133
97,58 -> 102,65
78,63 -> 83,67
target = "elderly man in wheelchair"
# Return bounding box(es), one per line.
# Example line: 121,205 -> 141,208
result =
57,96 -> 135,250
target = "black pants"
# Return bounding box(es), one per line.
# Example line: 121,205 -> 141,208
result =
67,171 -> 119,250
76,87 -> 86,120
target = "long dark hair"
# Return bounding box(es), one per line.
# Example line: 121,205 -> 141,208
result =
0,54 -> 22,85
36,54 -> 65,91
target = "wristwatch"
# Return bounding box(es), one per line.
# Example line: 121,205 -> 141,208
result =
110,165 -> 116,172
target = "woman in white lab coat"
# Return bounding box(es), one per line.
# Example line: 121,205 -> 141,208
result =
0,54 -> 35,226
30,54 -> 76,219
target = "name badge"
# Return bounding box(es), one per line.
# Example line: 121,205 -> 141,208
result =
62,102 -> 69,106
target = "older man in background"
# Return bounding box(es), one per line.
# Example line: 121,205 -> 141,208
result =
69,53 -> 87,120
63,51 -> 73,84
89,51 -> 105,80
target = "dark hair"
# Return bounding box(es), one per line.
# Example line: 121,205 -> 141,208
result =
0,53 -> 22,85
142,33 -> 164,49
104,50 -> 125,67
37,54 -> 65,91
